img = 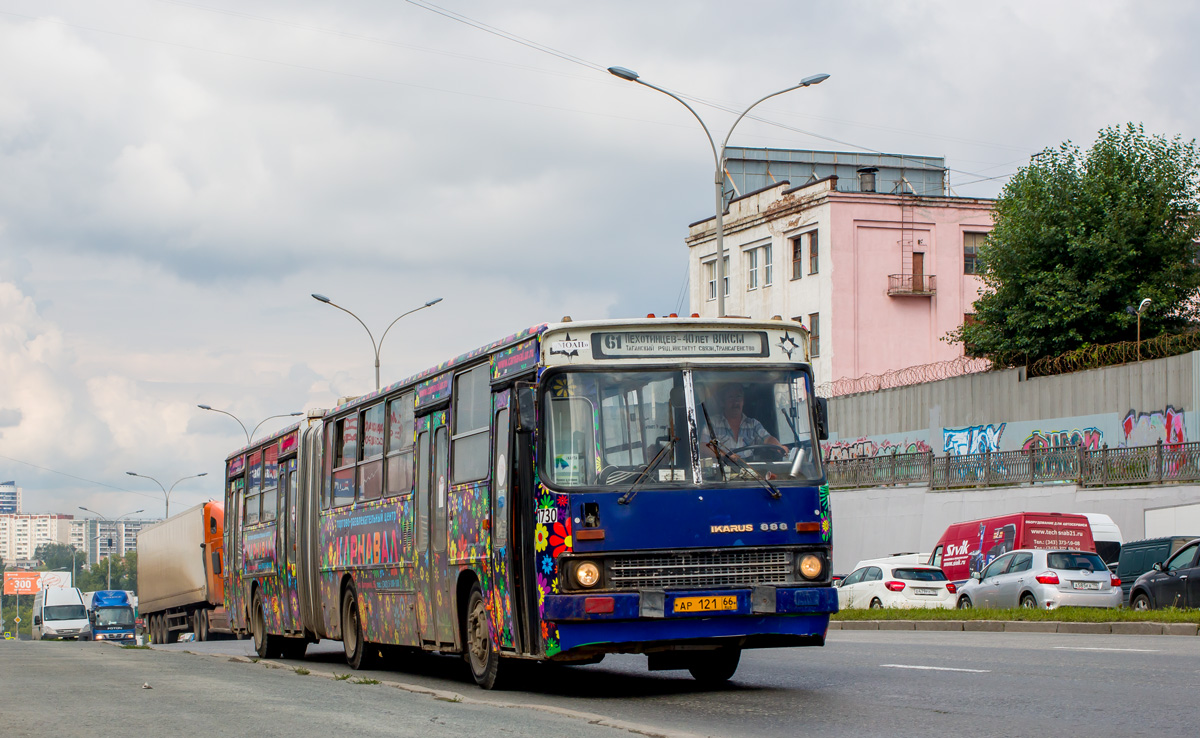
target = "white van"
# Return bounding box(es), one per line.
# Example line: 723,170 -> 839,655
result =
32,587 -> 91,640
1083,513 -> 1123,569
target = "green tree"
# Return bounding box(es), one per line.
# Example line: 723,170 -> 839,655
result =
949,124 -> 1200,365
34,543 -> 83,573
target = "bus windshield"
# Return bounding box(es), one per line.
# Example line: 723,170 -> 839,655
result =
543,368 -> 821,489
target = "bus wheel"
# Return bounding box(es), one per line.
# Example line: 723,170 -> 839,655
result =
252,591 -> 281,659
342,586 -> 376,670
688,647 -> 741,684
465,582 -> 501,689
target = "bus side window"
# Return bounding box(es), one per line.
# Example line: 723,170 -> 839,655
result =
452,365 -> 490,483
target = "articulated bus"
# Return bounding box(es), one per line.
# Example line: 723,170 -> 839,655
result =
223,317 -> 836,688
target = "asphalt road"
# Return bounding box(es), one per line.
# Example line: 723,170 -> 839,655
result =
5,630 -> 1198,737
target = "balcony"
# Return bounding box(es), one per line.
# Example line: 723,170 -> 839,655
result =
888,273 -> 936,297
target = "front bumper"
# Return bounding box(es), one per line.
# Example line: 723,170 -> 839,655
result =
544,586 -> 837,653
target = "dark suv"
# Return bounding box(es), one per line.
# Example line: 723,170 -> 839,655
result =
1116,536 -> 1196,604
1127,537 -> 1200,610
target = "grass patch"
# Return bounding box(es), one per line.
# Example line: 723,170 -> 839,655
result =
121,645 -> 151,650
435,696 -> 463,703
333,673 -> 351,681
833,606 -> 1200,623
294,667 -> 310,675
353,677 -> 381,685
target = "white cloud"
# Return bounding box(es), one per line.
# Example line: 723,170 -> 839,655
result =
1,0 -> 1197,515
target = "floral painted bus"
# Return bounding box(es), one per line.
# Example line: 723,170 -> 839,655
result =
223,317 -> 836,688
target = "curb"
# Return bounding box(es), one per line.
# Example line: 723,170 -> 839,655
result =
830,619 -> 1199,635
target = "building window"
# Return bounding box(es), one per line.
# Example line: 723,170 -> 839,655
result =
792,237 -> 804,280
809,231 -> 819,274
704,257 -> 730,300
808,312 -> 820,357
964,232 -> 986,275
763,244 -> 773,286
746,248 -> 759,290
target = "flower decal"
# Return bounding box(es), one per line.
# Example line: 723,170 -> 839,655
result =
534,523 -> 549,552
548,520 -> 572,558
541,555 -> 554,575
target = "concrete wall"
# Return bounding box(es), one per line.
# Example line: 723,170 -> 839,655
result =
829,481 -> 1200,574
824,351 -> 1199,459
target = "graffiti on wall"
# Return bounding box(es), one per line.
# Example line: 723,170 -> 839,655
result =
943,423 -> 1006,455
822,437 -> 932,460
1022,427 -> 1104,451
1121,406 -> 1186,447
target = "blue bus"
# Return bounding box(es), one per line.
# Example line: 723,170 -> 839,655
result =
224,317 -> 836,688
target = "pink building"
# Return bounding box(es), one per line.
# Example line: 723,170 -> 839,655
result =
686,176 -> 994,387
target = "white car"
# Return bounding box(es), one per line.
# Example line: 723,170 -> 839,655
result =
836,564 -> 957,610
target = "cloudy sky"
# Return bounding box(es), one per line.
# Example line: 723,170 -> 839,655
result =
1,0 -> 1196,519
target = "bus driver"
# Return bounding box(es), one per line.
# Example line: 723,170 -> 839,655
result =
702,384 -> 785,454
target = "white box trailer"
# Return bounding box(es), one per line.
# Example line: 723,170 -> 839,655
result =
136,501 -> 229,642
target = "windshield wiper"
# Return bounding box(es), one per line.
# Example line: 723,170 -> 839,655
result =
618,413 -> 678,505
701,404 -> 781,500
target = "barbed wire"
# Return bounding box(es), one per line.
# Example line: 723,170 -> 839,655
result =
816,355 -> 993,397
1028,330 -> 1200,377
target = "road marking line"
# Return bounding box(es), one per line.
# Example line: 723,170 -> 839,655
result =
1052,646 -> 1159,652
881,664 -> 990,673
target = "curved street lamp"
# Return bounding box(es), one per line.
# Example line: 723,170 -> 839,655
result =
1137,297 -> 1152,361
125,472 -> 207,519
197,405 -> 304,445
311,294 -> 444,391
608,66 -> 830,317
77,507 -> 144,589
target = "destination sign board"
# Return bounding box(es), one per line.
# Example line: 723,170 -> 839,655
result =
590,331 -> 769,359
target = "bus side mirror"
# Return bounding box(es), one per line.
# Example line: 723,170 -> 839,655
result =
514,382 -> 536,433
34,615 -> 42,626
814,397 -> 829,441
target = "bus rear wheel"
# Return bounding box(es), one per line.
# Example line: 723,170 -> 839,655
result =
464,582 -> 501,689
252,591 -> 281,659
342,586 -> 376,670
688,647 -> 741,684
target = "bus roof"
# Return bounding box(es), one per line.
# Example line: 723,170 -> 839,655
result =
223,317 -> 810,461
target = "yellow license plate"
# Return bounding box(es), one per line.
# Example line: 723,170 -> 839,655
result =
673,595 -> 738,614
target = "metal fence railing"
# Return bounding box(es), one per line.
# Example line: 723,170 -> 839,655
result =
824,440 -> 1200,490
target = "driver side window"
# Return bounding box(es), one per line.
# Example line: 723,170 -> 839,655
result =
842,568 -> 866,586
1166,543 -> 1199,572
982,554 -> 1012,579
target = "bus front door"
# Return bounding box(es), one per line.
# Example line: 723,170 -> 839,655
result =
277,457 -> 300,632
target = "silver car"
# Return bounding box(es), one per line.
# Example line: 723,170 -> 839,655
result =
956,549 -> 1121,610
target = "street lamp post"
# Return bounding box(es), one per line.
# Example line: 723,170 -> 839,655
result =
1137,298 -> 1152,361
77,508 -> 144,589
196,405 -> 304,445
311,294 -> 444,391
124,472 -> 207,518
608,66 -> 829,318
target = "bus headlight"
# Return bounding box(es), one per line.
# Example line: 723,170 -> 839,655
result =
798,553 -> 824,580
574,561 -> 601,588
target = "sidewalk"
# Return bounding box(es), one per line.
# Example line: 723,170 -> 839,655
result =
828,620 -> 1198,635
